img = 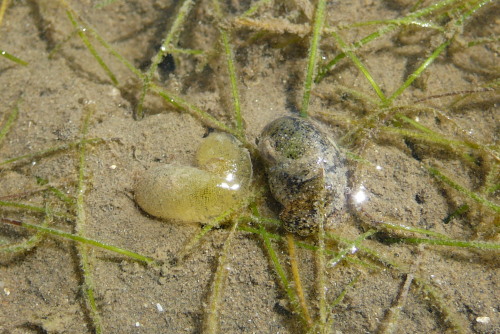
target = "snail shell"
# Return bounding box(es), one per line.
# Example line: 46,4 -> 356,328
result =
135,133 -> 252,222
258,116 -> 347,235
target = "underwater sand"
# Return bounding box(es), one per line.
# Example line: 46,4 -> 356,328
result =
0,1 -> 498,333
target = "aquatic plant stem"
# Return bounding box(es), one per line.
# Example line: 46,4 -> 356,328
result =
378,273 -> 414,334
84,25 -> 144,79
386,39 -> 451,106
220,31 -> 244,137
1,218 -> 156,263
383,127 -> 477,163
212,0 -> 245,137
412,275 -> 467,333
316,23 -> 394,83
0,0 -> 10,28
315,0 -> 459,83
329,231 -> 468,332
316,217 -> 327,330
326,274 -> 360,327
332,31 -> 387,104
378,221 -> 450,239
0,209 -> 52,253
75,107 -> 103,334
428,167 -> 500,213
135,0 -> 195,119
0,49 -> 28,65
456,0 -> 494,26
48,28 -> 79,59
241,0 -> 271,17
0,138 -> 104,167
66,10 -> 117,86
152,84 -> 242,141
0,102 -> 18,146
259,225 -> 307,328
327,230 -> 376,267
55,1 -> 245,140
394,237 -> 500,250
346,18 -> 443,31
300,0 -> 326,118
205,220 -> 239,334
286,234 -> 312,327
0,200 -> 71,219
239,223 -> 378,269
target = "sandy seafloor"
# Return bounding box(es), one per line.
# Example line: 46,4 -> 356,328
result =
0,1 -> 498,333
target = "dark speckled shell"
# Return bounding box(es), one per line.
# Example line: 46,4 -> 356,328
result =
258,116 -> 347,235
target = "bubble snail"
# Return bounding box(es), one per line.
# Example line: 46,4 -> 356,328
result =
258,116 -> 348,236
135,132 -> 252,222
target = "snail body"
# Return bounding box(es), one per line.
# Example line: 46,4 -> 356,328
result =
135,133 -> 252,222
258,116 -> 347,235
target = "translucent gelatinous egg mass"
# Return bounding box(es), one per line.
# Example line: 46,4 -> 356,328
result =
135,133 -> 252,222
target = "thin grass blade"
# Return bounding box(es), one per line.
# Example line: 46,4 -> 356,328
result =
386,39 -> 451,105
66,10 -> 118,85
300,0 -> 327,118
332,31 -> 387,104
428,167 -> 500,213
0,101 -> 18,146
0,49 -> 28,66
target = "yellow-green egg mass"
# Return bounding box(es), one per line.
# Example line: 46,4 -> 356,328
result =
135,133 -> 252,222
196,132 -> 252,187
